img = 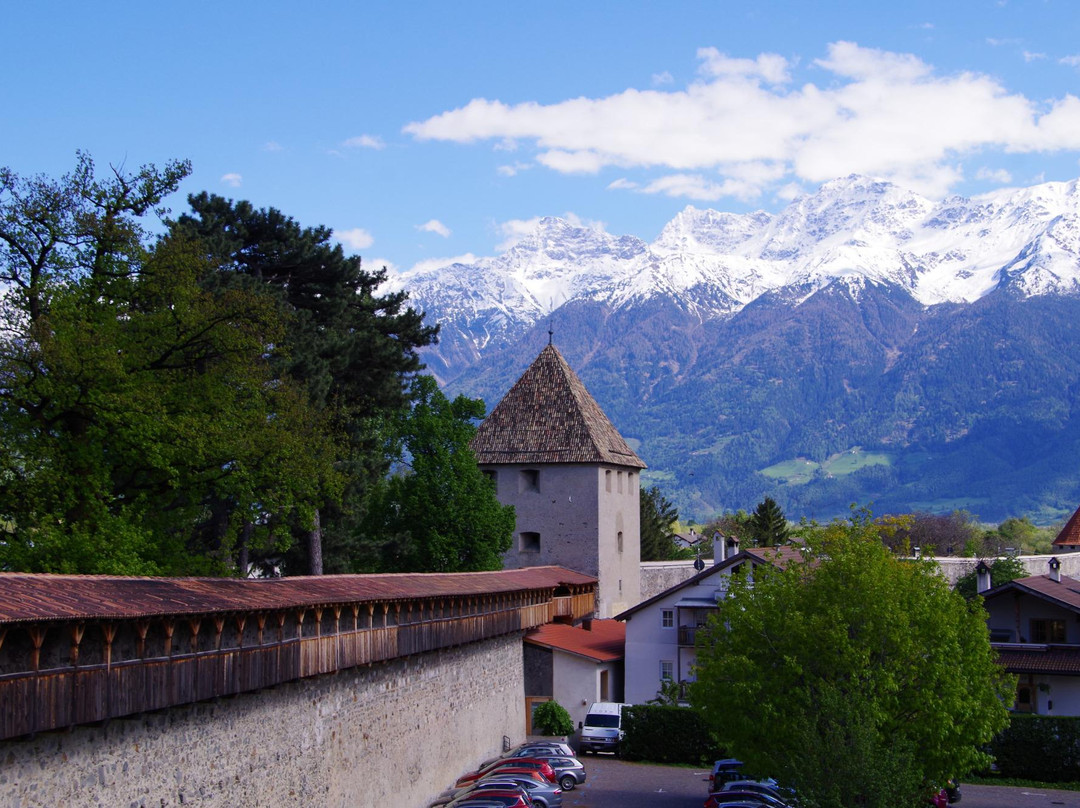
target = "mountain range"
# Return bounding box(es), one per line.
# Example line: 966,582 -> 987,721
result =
383,175 -> 1080,524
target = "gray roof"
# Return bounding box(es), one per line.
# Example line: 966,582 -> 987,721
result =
470,344 -> 646,468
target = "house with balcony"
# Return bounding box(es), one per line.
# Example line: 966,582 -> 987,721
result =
616,542 -> 802,704
980,557 -> 1080,715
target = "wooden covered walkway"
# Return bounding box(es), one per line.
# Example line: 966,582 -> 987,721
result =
0,566 -> 596,740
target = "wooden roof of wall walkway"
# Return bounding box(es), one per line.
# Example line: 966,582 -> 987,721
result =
1054,503 -> 1080,548
0,567 -> 597,739
470,343 -> 646,469
0,566 -> 595,625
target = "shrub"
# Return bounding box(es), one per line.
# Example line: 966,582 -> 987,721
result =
990,714 -> 1080,782
532,700 -> 574,736
620,704 -> 725,765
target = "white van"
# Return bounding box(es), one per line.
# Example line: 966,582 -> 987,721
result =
578,702 -> 627,754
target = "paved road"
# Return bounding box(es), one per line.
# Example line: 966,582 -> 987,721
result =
559,756 -> 1080,808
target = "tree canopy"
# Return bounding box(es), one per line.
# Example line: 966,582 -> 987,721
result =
954,555 -> 1028,600
355,375 -> 514,572
640,485 -> 681,561
747,496 -> 789,546
691,510 -> 1013,808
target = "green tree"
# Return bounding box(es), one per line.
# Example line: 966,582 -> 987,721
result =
954,555 -> 1028,600
532,700 -> 574,736
640,485 -> 680,561
747,497 -> 789,546
691,510 -> 1013,808
356,375 -> 514,572
0,156 -> 337,574
169,194 -> 438,574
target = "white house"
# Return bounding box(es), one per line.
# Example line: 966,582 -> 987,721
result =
470,342 -> 645,618
616,543 -> 802,705
523,618 -> 625,733
981,557 -> 1080,715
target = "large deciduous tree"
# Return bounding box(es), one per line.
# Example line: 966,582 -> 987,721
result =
691,510 -> 1013,808
169,194 -> 438,574
355,375 -> 514,572
0,155 -> 336,574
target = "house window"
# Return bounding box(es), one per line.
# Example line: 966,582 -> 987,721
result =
661,609 -> 674,629
660,660 -> 674,682
519,469 -> 540,493
520,532 -> 541,552
1031,619 -> 1066,644
600,670 -> 610,701
617,531 -> 624,553
605,470 -> 612,492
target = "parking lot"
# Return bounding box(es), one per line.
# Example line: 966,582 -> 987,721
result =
559,755 -> 1080,808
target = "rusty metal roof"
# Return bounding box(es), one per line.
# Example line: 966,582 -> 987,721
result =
524,618 -> 624,662
0,566 -> 596,625
470,344 -> 646,469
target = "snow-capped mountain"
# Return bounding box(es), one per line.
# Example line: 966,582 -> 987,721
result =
386,175 -> 1080,382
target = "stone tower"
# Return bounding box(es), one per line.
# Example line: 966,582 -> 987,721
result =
470,344 -> 645,617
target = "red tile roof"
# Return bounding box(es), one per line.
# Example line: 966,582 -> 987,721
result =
985,573 -> 1080,613
995,645 -> 1080,675
1054,504 -> 1080,547
0,566 -> 596,625
524,618 -> 625,662
470,344 -> 646,468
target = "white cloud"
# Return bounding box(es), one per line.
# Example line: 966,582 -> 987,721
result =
262,141 -> 284,152
652,71 -> 674,86
417,219 -> 452,238
497,162 -> 532,177
976,166 -> 1013,183
1023,51 -> 1046,62
342,134 -> 385,150
364,257 -> 398,274
220,173 -> 243,187
336,227 -> 374,250
1061,55 -> 1080,68
404,41 -> 1080,201
607,178 -> 638,190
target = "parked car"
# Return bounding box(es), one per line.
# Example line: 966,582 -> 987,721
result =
709,759 -> 744,791
479,742 -> 577,770
456,759 -> 556,787
704,790 -> 790,808
578,702 -> 626,755
720,780 -> 785,800
446,788 -> 530,808
476,776 -> 563,808
434,772 -> 551,806
534,756 -> 586,791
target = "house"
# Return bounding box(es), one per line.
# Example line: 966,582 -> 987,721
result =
471,342 -> 646,618
616,540 -> 803,705
980,557 -> 1080,715
523,618 -> 625,733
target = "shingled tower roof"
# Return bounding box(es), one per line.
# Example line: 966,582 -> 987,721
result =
470,344 -> 646,468
1054,503 -> 1080,549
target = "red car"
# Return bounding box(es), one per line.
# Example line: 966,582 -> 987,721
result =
456,759 -> 556,787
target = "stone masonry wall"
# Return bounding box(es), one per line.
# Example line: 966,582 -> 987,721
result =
0,634 -> 524,808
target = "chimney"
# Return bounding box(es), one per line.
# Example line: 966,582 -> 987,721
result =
975,560 -> 992,594
726,535 -> 740,559
712,532 -> 724,565
1049,557 -> 1062,583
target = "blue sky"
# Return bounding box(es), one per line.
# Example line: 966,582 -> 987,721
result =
4,1 -> 1080,274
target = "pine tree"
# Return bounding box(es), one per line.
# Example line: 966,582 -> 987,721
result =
748,497 -> 789,547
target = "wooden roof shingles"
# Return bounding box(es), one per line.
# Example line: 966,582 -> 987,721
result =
470,344 -> 646,468
1054,504 -> 1080,548
0,566 -> 597,625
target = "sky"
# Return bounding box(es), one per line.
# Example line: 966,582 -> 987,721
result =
4,1 -> 1080,276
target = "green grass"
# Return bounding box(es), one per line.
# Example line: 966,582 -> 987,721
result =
760,448 -> 892,485
966,773 -> 1080,791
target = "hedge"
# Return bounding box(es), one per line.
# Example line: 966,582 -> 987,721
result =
619,703 -> 725,765
989,714 -> 1080,782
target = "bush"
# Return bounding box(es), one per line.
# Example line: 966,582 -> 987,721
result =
620,704 -> 725,765
990,714 -> 1080,782
532,700 -> 574,736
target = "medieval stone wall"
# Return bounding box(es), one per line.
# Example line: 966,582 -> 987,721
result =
0,634 -> 524,808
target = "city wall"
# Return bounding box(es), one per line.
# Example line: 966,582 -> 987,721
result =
0,634 -> 523,808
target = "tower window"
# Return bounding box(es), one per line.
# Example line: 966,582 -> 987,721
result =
617,531 -> 624,553
605,470 -> 612,492
520,532 -> 541,552
519,469 -> 540,493
617,471 -> 624,493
